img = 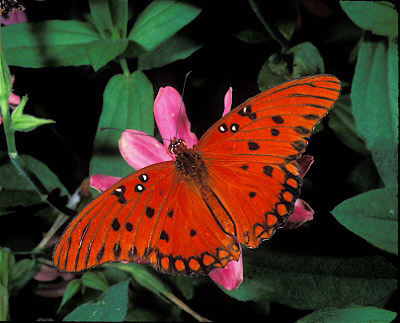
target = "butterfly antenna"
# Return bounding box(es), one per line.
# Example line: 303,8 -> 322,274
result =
99,127 -> 169,142
175,71 -> 192,139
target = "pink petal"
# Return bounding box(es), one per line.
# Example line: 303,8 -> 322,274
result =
154,87 -> 198,148
119,130 -> 173,170
223,87 -> 233,117
34,265 -> 61,282
286,199 -> 314,229
298,155 -> 314,177
8,92 -> 21,106
90,175 -> 121,192
0,11 -> 27,25
209,250 -> 243,290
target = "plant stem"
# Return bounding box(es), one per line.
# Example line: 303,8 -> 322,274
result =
119,58 -> 131,77
1,78 -> 74,217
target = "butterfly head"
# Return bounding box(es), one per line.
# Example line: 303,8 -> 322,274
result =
168,137 -> 187,156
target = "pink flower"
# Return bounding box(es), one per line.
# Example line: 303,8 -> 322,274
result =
0,6 -> 27,25
34,236 -> 76,298
285,155 -> 315,229
91,85 -> 314,291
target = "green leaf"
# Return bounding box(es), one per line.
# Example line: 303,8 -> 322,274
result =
224,249 -> 397,309
58,279 -> 81,312
298,306 -> 397,323
89,0 -> 115,38
89,0 -> 128,39
346,157 -> 380,195
11,96 -> 55,132
352,36 -> 398,148
328,94 -> 369,155
258,42 -> 324,91
340,1 -> 398,37
129,0 -> 201,51
82,272 -> 110,291
9,258 -> 40,295
138,31 -> 202,70
269,0 -> 297,41
2,20 -> 101,67
290,42 -> 325,78
168,276 -> 195,300
63,279 -> 130,321
89,0 -> 128,38
90,71 -> 154,181
233,27 -> 271,44
332,188 -> 398,255
12,113 -> 55,132
0,154 -> 70,214
113,263 -> 171,299
109,0 -> 128,38
351,35 -> 398,187
86,39 -> 128,71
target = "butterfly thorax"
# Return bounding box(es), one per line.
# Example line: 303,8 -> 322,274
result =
169,137 -> 208,185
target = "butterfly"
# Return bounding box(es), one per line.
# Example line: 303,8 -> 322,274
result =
53,74 -> 341,275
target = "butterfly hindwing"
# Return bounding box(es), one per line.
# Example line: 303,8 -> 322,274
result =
207,160 -> 301,248
53,161 -> 240,274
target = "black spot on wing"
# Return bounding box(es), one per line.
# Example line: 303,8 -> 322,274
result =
146,207 -> 155,218
271,129 -> 280,136
263,165 -> 273,177
248,141 -> 260,150
112,218 -> 120,231
272,116 -> 284,124
294,126 -> 311,135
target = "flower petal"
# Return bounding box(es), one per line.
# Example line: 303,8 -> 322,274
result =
90,175 -> 121,192
0,11 -> 27,26
208,250 -> 243,290
154,86 -> 198,148
298,155 -> 314,177
223,87 -> 233,117
286,199 -> 314,229
119,129 -> 173,170
8,92 -> 21,106
34,265 -> 62,282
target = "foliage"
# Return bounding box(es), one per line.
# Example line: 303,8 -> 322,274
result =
0,0 -> 397,321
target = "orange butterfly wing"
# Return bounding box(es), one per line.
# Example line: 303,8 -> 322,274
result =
195,74 -> 341,248
53,162 -> 240,274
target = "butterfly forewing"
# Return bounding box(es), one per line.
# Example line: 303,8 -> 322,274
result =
196,74 -> 341,163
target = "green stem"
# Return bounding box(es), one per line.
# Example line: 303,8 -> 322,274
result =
1,85 -> 73,217
1,98 -> 16,153
34,213 -> 69,251
119,58 -> 130,77
248,0 -> 290,51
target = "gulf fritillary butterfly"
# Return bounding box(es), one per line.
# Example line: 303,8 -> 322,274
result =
54,75 -> 341,275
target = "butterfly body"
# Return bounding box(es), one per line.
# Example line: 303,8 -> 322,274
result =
54,75 -> 341,275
